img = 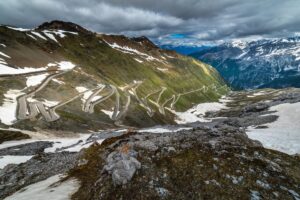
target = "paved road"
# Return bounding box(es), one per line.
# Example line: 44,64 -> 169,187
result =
14,70 -> 228,125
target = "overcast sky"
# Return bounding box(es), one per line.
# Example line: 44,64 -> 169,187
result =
1,0 -> 299,46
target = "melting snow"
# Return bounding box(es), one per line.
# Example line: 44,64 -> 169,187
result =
43,30 -> 78,38
0,61 -> 75,75
106,41 -> 163,62
75,86 -> 88,93
0,51 -> 11,58
0,64 -> 47,75
138,126 -> 192,133
0,90 -> 24,125
26,73 -> 48,87
31,31 -> 47,40
6,26 -> 31,32
44,134 -> 99,153
4,174 -> 79,200
0,133 -> 103,153
75,86 -> 102,103
52,78 -> 65,84
26,33 -> 37,40
134,58 -> 143,63
57,61 -> 76,70
157,67 -> 168,72
0,155 -> 33,169
42,99 -> 60,107
175,102 -> 227,124
101,109 -> 114,118
0,58 -> 7,65
247,102 -> 300,155
43,31 -> 59,43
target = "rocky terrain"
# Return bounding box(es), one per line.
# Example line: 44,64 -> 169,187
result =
190,38 -> 300,89
0,88 -> 299,200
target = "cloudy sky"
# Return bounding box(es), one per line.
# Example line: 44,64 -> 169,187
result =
0,0 -> 299,46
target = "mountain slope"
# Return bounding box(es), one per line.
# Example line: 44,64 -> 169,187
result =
190,38 -> 300,89
0,21 -> 228,132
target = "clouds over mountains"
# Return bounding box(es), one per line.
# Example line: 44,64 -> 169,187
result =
1,0 -> 299,45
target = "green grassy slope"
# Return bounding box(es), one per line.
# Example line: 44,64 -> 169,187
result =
0,21 -> 229,131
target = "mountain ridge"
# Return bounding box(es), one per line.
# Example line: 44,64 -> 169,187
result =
190,37 -> 300,89
0,20 -> 228,132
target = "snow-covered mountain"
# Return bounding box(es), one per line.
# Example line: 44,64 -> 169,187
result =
190,37 -> 300,89
0,20 -> 228,132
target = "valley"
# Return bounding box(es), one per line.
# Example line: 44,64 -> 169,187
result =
0,21 -> 299,200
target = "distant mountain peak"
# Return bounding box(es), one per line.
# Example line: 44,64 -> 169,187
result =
190,36 -> 300,89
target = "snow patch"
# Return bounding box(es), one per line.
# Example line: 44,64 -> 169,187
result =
75,86 -> 88,93
42,99 -> 60,107
0,61 -> 75,75
0,64 -> 47,75
26,73 -> 48,87
4,174 -> 79,200
101,109 -> 114,118
43,31 -> 59,43
138,126 -> 192,133
0,90 -> 24,125
247,102 -> 300,155
44,30 -> 78,38
157,67 -> 168,72
0,51 -> 11,58
57,61 -> 76,70
26,33 -> 37,40
75,86 -> 101,103
175,102 -> 227,124
0,133 -> 103,153
44,134 -> 95,153
6,26 -> 30,32
0,155 -> 33,169
31,31 -> 47,40
52,78 -> 65,84
105,41 -> 163,62
134,58 -> 143,63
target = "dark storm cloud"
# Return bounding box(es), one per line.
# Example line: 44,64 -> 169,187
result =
0,0 -> 299,45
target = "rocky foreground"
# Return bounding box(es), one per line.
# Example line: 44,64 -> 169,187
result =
1,88 -> 300,200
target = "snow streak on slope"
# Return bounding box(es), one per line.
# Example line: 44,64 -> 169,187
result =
31,31 -> 47,40
247,102 -> 300,155
5,174 -> 79,200
105,41 -> 164,62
